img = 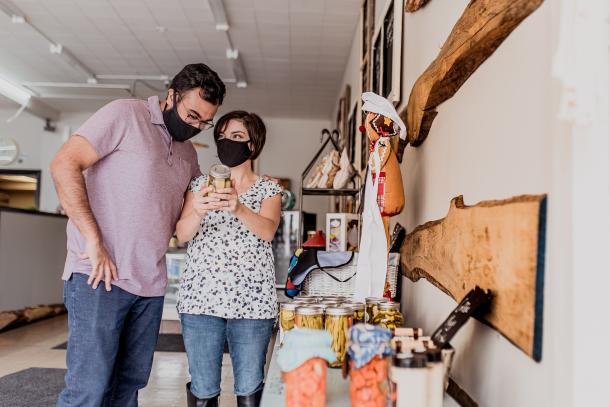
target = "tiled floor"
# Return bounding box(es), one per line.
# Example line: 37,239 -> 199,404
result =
0,315 -> 239,406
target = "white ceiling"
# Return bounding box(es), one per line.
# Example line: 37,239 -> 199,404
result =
0,0 -> 360,119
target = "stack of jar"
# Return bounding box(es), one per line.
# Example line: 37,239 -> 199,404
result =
364,297 -> 405,329
279,296 -> 360,369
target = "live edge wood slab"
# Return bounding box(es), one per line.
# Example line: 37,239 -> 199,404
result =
400,195 -> 547,361
401,0 -> 545,148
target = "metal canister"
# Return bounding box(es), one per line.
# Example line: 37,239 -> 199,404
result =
208,164 -> 231,191
295,306 -> 324,330
372,302 -> 404,329
325,306 -> 353,368
342,302 -> 366,324
365,297 -> 389,323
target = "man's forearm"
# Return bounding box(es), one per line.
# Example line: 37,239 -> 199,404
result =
52,161 -> 101,243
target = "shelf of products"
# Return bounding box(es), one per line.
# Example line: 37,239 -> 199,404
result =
298,129 -> 361,246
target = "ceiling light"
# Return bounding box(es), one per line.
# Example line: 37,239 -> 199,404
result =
231,57 -> 247,89
0,76 -> 31,105
208,0 -> 229,31
226,48 -> 239,60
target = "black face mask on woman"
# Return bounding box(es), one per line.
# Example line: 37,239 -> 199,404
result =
216,138 -> 252,167
162,92 -> 202,142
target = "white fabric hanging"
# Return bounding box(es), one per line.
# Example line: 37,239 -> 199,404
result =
353,165 -> 389,301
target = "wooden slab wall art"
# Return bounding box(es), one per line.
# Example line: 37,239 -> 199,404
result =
400,194 -> 547,360
401,0 -> 544,148
405,0 -> 431,13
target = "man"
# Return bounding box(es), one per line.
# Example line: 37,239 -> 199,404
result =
51,63 -> 226,407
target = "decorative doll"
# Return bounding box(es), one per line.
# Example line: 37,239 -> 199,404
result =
354,92 -> 406,301
364,110 -> 405,245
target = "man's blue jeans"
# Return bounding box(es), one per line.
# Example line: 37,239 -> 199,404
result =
180,313 -> 275,399
56,273 -> 164,407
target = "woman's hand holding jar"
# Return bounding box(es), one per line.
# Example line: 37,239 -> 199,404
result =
211,187 -> 242,215
192,186 -> 222,218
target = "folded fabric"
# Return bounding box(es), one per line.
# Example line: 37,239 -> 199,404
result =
347,324 -> 393,369
277,328 -> 336,372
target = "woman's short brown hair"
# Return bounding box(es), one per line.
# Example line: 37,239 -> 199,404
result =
213,111 -> 266,161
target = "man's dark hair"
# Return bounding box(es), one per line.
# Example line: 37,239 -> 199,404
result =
170,63 -> 226,105
214,111 -> 266,161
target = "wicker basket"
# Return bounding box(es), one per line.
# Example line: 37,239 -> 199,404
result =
301,253 -> 400,299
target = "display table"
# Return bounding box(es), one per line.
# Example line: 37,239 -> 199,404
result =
261,334 -> 460,407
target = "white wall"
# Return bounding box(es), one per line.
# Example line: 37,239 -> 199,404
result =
257,117 -> 332,230
333,1 -> 572,406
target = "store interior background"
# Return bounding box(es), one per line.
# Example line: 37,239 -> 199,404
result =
0,0 -> 608,406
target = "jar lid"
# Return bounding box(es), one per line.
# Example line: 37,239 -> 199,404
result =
296,306 -> 324,316
427,348 -> 443,363
325,306 -> 355,316
293,298 -> 318,304
320,300 -> 342,306
280,302 -> 299,311
341,302 -> 365,311
393,352 -> 427,368
209,164 -> 231,179
378,302 -> 400,310
365,297 -> 389,304
324,296 -> 349,301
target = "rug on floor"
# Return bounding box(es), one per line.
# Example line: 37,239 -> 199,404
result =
0,367 -> 65,407
53,333 -> 229,353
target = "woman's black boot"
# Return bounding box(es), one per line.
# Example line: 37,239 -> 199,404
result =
186,382 -> 219,407
236,388 -> 263,407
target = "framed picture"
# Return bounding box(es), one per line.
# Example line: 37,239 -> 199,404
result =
372,0 -> 403,104
360,110 -> 369,172
336,85 -> 351,152
372,30 -> 382,95
347,102 -> 358,164
360,0 -> 375,93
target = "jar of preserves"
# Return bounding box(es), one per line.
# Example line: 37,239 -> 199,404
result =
365,297 -> 388,323
208,164 -> 231,192
372,302 -> 404,329
295,306 -> 324,329
325,306 -> 353,368
279,302 -> 299,342
342,302 -> 366,324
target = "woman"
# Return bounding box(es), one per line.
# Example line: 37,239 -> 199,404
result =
176,111 -> 281,407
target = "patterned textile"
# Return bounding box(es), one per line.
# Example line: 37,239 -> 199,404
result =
347,324 -> 393,369
177,174 -> 282,319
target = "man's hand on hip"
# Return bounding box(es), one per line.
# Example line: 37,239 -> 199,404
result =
81,240 -> 118,291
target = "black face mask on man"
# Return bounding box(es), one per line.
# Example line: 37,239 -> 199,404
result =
162,92 -> 202,142
216,138 -> 252,167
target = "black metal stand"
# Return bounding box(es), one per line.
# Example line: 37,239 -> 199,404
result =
297,129 -> 361,246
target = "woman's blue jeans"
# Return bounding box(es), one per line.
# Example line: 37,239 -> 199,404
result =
180,313 -> 275,399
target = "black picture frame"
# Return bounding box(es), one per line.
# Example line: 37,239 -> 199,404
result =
382,3 -> 394,98
347,103 -> 358,163
360,111 -> 369,171
372,32 -> 382,95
